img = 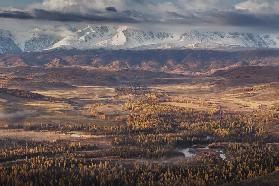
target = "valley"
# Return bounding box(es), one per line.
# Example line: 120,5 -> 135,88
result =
0,49 -> 279,185
1,0 -> 279,185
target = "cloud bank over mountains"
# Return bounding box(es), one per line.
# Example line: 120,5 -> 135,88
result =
0,0 -> 279,31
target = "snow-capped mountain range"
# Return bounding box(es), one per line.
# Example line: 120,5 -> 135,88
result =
0,23 -> 279,54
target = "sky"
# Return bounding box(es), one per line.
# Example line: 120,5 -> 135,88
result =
0,0 -> 279,31
0,0 -> 42,7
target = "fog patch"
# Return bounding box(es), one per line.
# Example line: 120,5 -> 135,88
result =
0,110 -> 37,119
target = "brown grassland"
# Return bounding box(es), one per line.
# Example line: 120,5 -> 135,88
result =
0,64 -> 278,186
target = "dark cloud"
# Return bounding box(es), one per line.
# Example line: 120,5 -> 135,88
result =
105,7 -> 118,13
0,8 -> 279,30
207,11 -> 279,29
0,9 -> 140,23
0,10 -> 33,19
166,11 -> 279,30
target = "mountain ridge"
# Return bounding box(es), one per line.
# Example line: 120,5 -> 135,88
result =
1,48 -> 279,76
0,24 -> 279,54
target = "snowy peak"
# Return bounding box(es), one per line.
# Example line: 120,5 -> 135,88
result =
0,23 -> 279,53
123,28 -> 177,48
176,31 -> 277,49
110,26 -> 127,46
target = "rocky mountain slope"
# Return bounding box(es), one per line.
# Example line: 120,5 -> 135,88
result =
1,49 -> 279,76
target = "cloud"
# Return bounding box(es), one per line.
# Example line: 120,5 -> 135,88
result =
164,11 -> 279,30
106,7 -> 118,13
235,0 -> 279,13
0,8 -> 279,30
0,0 -> 278,31
33,0 -> 232,15
38,0 -> 127,13
0,8 -> 140,23
0,9 -> 33,19
207,11 -> 279,28
175,0 -> 232,11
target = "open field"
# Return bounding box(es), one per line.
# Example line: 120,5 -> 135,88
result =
155,81 -> 279,112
